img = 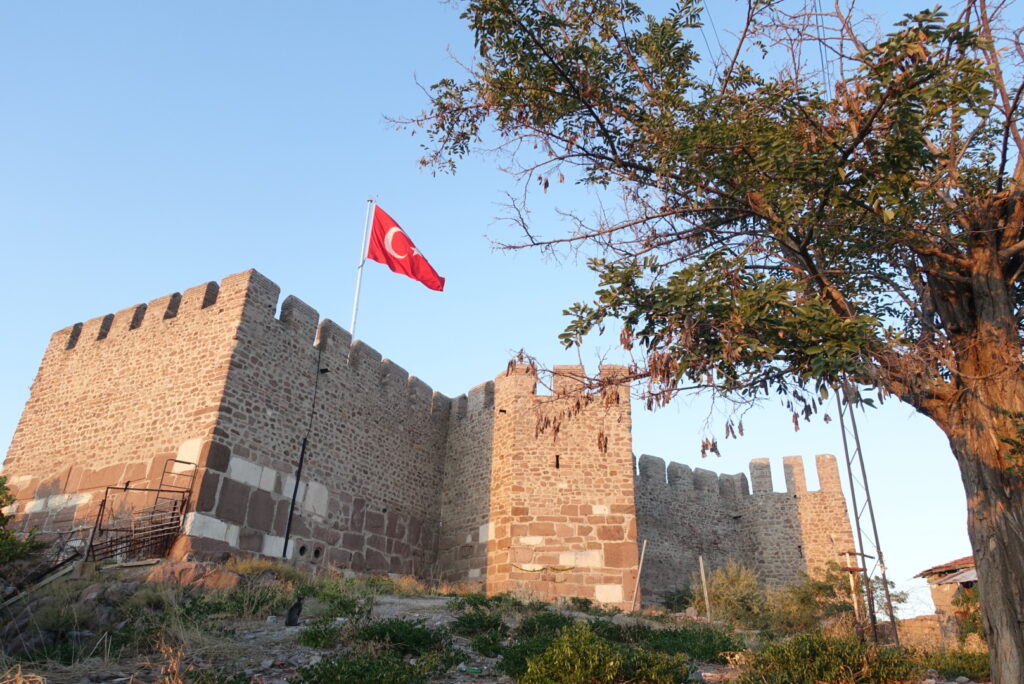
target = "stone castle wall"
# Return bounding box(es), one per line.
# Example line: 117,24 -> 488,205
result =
2,269 -> 852,608
635,453 -> 855,601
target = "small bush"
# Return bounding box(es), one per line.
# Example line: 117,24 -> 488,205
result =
447,591 -> 523,613
588,618 -> 740,664
516,610 -> 574,639
358,618 -> 447,656
451,609 -> 508,637
470,628 -> 506,657
737,632 -> 920,684
221,582 -> 293,619
297,616 -> 343,648
519,622 -> 690,684
314,578 -> 374,621
292,651 -> 426,684
917,649 -> 990,681
519,622 -> 620,684
496,613 -> 615,679
689,562 -> 767,629
640,624 -> 743,664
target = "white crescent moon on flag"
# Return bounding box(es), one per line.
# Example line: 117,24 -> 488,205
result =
384,227 -> 408,259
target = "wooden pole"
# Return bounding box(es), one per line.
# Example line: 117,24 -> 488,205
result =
699,555 -> 712,623
630,539 -> 647,611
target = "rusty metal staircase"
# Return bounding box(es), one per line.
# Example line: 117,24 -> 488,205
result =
86,458 -> 197,563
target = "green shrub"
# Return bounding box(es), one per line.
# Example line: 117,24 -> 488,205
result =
917,649 -> 990,681
493,608 -> 575,676
357,618 -> 448,656
618,647 -> 692,683
689,562 -> 767,629
516,610 -> 574,638
292,651 -> 426,684
447,591 -> 523,613
313,578 -> 375,621
297,616 -> 344,648
588,618 -> 740,664
0,475 -> 40,566
519,622 -> 620,684
951,586 -> 985,644
738,632 -> 920,684
451,609 -> 508,637
470,628 -> 507,657
519,622 -> 690,684
495,633 -> 556,678
641,624 -> 741,664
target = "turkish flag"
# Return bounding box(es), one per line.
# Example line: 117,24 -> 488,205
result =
366,205 -> 445,291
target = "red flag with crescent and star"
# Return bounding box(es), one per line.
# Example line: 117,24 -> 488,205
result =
366,205 -> 445,291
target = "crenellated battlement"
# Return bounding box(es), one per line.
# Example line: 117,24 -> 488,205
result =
491,363 -> 631,410
636,453 -> 842,497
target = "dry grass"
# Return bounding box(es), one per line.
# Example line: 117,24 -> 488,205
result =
0,665 -> 46,684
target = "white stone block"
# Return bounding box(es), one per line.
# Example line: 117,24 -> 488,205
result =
225,523 -> 240,548
227,457 -> 263,488
303,481 -> 328,517
595,584 -> 623,604
24,498 -> 47,514
183,512 -> 229,542
282,476 -> 308,500
259,466 -> 277,492
517,536 -> 544,546
263,534 -> 286,557
559,550 -> 602,568
517,563 -> 544,571
593,504 -> 610,514
7,475 -> 32,489
479,522 -> 493,542
468,568 -> 481,579
175,438 -> 204,467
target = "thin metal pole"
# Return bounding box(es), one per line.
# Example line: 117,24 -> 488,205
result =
836,388 -> 877,641
845,386 -> 901,646
630,539 -> 647,611
350,198 -> 375,337
282,342 -> 327,559
699,555 -> 712,623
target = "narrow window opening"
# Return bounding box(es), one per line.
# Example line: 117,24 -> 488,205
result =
554,454 -> 560,469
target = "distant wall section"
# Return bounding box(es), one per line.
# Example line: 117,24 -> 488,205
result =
635,453 -> 854,602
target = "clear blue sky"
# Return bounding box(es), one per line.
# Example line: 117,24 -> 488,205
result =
2,1 -> 1000,616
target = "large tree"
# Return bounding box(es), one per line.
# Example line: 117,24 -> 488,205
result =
414,0 -> 1024,678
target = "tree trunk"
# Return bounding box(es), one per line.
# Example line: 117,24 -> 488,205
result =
940,373 -> 1024,684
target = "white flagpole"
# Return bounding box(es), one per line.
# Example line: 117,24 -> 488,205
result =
350,198 -> 375,337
